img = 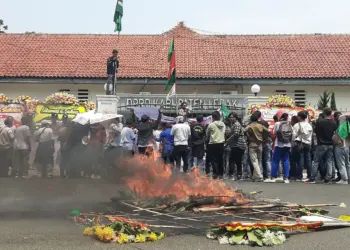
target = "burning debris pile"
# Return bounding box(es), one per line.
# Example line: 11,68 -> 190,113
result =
120,154 -> 248,212
105,154 -> 350,247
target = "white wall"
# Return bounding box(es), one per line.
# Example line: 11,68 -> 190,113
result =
1,82 -> 350,110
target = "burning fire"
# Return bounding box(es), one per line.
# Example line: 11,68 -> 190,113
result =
120,149 -> 247,205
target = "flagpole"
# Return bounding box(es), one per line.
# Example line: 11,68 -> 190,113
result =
175,84 -> 178,116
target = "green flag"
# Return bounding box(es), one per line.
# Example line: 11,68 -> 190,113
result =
220,103 -> 229,118
165,38 -> 176,91
114,0 -> 123,32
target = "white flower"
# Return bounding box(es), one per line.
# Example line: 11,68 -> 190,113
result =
206,232 -> 217,239
262,230 -> 276,246
276,231 -> 286,243
218,236 -> 229,244
229,237 -> 233,245
238,239 -> 249,245
128,235 -> 136,242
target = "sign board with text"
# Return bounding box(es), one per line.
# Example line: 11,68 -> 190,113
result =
0,104 -> 22,127
34,104 -> 86,123
118,94 -> 247,110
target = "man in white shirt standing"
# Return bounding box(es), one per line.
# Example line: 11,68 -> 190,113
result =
0,118 -> 15,177
292,111 -> 313,181
120,119 -> 136,156
171,116 -> 191,172
14,116 -> 32,178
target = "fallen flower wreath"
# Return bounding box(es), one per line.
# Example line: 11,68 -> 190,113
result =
207,221 -> 323,247
78,215 -> 165,244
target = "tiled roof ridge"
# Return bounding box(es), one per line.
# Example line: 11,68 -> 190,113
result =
2,22 -> 350,79
2,32 -> 350,38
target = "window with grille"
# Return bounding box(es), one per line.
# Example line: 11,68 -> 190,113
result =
275,90 -> 287,95
58,89 -> 89,101
77,89 -> 89,101
59,89 -> 70,93
294,90 -> 306,107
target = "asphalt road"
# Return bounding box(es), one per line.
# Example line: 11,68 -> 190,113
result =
1,178 -> 350,250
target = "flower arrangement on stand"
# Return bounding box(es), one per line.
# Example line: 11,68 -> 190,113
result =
266,94 -> 295,108
80,101 -> 95,111
44,92 -> 79,105
0,93 -> 9,104
14,95 -> 32,103
81,216 -> 165,244
207,222 -> 323,247
25,99 -> 41,113
304,106 -> 317,121
248,104 -> 266,115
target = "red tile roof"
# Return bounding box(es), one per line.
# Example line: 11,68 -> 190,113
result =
1,22 -> 350,79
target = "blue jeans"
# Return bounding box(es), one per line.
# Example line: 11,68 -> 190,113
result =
311,145 -> 334,182
292,143 -> 311,180
271,147 -> 290,178
334,146 -> 350,181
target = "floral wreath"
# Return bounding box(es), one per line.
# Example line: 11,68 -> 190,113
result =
304,106 -> 316,121
266,94 -> 295,109
79,101 -> 95,110
0,93 -> 10,104
248,104 -> 266,115
44,92 -> 79,105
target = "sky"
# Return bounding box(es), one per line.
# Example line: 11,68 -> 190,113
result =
2,0 -> 350,34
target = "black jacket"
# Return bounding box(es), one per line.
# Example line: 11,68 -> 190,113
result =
107,56 -> 119,75
135,112 -> 161,147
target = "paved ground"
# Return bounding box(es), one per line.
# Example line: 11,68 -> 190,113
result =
1,178 -> 350,250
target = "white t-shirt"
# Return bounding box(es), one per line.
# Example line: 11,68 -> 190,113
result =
293,121 -> 313,145
171,123 -> 191,146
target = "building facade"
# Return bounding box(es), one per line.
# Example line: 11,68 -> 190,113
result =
1,22 -> 350,112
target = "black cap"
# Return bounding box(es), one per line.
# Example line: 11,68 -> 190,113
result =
112,49 -> 118,54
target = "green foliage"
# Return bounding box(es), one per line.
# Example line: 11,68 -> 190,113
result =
317,90 -> 330,110
0,19 -> 8,33
247,231 -> 263,246
330,91 -> 337,111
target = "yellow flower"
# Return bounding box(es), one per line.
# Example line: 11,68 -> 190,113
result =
117,233 -> 129,244
83,227 -> 94,236
94,226 -> 105,240
149,232 -> 158,241
157,232 -> 165,240
102,227 -> 114,241
135,234 -> 146,243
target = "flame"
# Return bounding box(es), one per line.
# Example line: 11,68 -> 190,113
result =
120,148 -> 247,205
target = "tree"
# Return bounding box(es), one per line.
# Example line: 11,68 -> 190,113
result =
317,90 -> 330,110
0,19 -> 8,33
330,91 -> 337,111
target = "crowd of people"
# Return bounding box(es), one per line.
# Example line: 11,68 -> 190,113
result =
149,106 -> 350,185
0,105 -> 349,184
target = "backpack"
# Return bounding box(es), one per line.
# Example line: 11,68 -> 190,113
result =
277,121 -> 292,143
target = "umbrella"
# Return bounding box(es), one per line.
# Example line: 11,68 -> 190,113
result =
72,110 -> 123,125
